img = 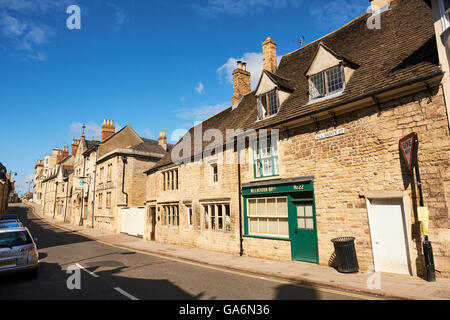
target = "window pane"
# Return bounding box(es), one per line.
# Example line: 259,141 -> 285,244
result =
267,198 -> 276,216
298,218 -> 306,229
249,218 -> 259,233
257,199 -> 267,216
297,205 -> 305,218
326,66 -> 344,93
268,91 -> 278,115
263,158 -> 273,176
277,198 -> 288,217
248,199 -> 257,216
310,72 -> 325,98
305,205 -> 314,218
279,219 -> 289,236
259,219 -> 268,235
305,218 -> 314,230
268,218 -> 278,235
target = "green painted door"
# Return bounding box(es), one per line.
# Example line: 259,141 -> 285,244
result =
290,199 -> 319,263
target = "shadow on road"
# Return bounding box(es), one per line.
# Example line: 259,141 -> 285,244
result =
5,204 -> 93,250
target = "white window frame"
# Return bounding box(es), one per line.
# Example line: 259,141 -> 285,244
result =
309,64 -> 345,101
247,197 -> 289,239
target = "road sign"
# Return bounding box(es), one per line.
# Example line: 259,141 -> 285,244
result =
399,133 -> 418,171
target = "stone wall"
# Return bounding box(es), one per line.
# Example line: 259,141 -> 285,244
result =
240,87 -> 450,278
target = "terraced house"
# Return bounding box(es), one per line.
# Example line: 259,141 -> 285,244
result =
145,0 -> 450,279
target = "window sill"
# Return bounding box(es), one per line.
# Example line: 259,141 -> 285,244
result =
244,234 -> 291,241
307,90 -> 345,105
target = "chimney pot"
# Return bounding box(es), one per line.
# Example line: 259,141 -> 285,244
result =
158,131 -> 168,151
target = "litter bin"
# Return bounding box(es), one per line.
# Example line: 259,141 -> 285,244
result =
331,237 -> 359,273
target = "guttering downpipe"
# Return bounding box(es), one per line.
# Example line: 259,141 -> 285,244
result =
122,156 -> 129,207
63,177 -> 69,222
91,148 -> 98,228
52,181 -> 58,219
236,137 -> 244,257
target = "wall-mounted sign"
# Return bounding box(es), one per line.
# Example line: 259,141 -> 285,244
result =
315,128 -> 345,140
399,133 -> 418,171
418,207 -> 429,222
242,181 -> 313,196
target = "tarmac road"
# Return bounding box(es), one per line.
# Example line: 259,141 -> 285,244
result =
0,204 -> 383,300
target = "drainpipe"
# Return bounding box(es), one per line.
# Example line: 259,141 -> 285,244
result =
42,181 -> 47,215
52,181 -> 58,219
121,156 -> 129,207
91,148 -> 98,228
63,177 -> 69,222
237,137 -> 244,257
79,154 -> 87,226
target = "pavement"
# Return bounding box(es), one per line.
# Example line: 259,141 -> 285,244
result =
23,202 -> 450,300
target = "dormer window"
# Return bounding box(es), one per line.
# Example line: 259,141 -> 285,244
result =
309,65 -> 345,100
257,89 -> 279,120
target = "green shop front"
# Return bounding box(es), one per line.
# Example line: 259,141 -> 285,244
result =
242,177 -> 319,264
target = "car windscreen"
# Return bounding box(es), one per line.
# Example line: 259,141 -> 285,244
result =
0,231 -> 32,248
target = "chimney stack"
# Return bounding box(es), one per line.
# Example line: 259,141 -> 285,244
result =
158,131 -> 167,151
101,119 -> 116,142
71,139 -> 80,156
57,147 -> 69,163
232,60 -> 251,105
262,37 -> 277,73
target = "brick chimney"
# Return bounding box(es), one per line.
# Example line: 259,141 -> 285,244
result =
57,146 -> 69,163
158,131 -> 167,151
262,37 -> 277,73
232,61 -> 251,105
101,119 -> 116,142
71,139 -> 80,156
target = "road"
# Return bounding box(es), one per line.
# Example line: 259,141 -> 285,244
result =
0,204 -> 382,300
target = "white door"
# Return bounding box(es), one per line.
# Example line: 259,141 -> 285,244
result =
121,207 -> 145,237
367,198 -> 411,275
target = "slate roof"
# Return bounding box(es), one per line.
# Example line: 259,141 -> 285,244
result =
146,0 -> 441,174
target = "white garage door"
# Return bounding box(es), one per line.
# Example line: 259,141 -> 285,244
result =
121,207 -> 145,238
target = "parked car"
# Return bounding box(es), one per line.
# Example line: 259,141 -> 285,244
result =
1,214 -> 18,221
0,221 -> 24,229
0,227 -> 38,277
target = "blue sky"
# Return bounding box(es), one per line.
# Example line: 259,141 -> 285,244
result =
0,0 -> 368,194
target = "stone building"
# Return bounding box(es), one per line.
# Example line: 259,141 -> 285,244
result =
41,147 -> 70,218
69,133 -> 100,227
145,0 -> 450,278
94,122 -> 171,233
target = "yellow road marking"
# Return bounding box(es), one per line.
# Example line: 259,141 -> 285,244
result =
28,205 -> 383,300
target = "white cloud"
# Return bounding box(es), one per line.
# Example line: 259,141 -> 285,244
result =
194,0 -> 304,18
0,0 -> 68,60
176,102 -> 229,122
309,0 -> 367,28
217,52 -> 282,89
195,82 -> 205,95
170,128 -> 189,143
70,122 -> 102,141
